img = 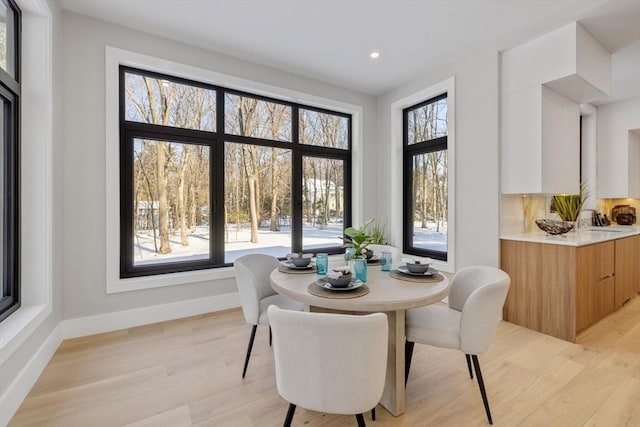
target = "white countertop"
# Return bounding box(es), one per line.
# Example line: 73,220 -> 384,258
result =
501,225 -> 640,246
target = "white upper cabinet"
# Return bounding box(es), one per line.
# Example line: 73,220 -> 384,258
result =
501,22 -> 610,195
597,98 -> 640,198
502,23 -> 611,103
502,86 -> 580,194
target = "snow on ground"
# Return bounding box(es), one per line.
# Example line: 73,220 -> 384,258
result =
134,221 -> 447,265
413,222 -> 448,253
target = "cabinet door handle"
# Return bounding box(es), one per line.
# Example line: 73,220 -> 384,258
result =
597,273 -> 615,282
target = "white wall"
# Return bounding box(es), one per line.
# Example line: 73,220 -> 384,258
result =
376,49 -> 501,269
597,97 -> 640,198
0,0 -> 64,423
61,12 -> 377,320
581,106 -> 598,210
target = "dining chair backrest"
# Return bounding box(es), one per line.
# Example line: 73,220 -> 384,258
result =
268,306 -> 388,415
448,266 -> 510,355
234,254 -> 281,325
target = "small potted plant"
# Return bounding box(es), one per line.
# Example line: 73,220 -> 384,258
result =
342,218 -> 375,259
552,183 -> 587,225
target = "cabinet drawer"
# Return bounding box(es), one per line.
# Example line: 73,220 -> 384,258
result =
578,241 -> 615,283
592,241 -> 614,259
597,257 -> 615,279
577,275 -> 615,332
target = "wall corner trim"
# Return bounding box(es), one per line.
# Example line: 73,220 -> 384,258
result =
0,323 -> 63,427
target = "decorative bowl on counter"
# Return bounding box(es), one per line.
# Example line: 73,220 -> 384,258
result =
535,219 -> 574,235
612,204 -> 636,225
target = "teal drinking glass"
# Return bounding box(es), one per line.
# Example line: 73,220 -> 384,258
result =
381,251 -> 392,272
344,247 -> 355,262
316,253 -> 328,276
354,258 -> 367,282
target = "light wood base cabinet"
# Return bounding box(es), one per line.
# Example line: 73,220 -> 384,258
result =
575,241 -> 615,332
501,239 -> 615,342
614,235 -> 640,308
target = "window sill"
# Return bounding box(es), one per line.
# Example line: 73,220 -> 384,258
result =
432,259 -> 454,274
107,266 -> 236,294
0,303 -> 50,366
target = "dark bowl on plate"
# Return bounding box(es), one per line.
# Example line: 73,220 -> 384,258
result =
290,257 -> 311,267
364,249 -> 374,259
326,273 -> 352,288
405,262 -> 431,274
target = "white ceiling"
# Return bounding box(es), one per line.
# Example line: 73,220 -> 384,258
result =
59,0 -> 640,99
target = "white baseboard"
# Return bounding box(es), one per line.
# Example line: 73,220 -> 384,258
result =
0,323 -> 63,427
0,292 -> 240,426
61,292 -> 241,339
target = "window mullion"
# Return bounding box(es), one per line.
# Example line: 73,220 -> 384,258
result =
213,90 -> 226,265
120,130 -> 135,276
291,106 -> 302,253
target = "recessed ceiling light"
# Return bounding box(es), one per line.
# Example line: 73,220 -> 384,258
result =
370,52 -> 380,59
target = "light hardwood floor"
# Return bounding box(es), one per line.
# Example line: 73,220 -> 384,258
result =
10,297 -> 640,426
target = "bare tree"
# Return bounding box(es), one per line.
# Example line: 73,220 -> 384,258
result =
142,77 -> 175,254
234,97 -> 260,243
177,146 -> 190,246
267,103 -> 288,231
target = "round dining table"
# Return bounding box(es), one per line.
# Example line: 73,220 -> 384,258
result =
270,262 -> 450,417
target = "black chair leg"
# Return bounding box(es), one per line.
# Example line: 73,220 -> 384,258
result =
465,353 -> 474,379
269,325 -> 272,347
283,403 -> 296,427
356,413 -> 366,427
405,340 -> 415,386
371,407 -> 376,420
471,355 -> 493,425
242,325 -> 258,379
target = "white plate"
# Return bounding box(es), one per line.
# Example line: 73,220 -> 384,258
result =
317,277 -> 364,291
283,261 -> 313,270
397,265 -> 437,277
366,256 -> 380,264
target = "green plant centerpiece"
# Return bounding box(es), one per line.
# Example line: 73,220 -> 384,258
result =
342,218 -> 375,259
368,219 -> 388,245
552,183 -> 587,222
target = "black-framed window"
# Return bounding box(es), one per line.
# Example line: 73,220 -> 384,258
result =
403,93 -> 448,261
0,0 -> 20,322
120,67 -> 351,278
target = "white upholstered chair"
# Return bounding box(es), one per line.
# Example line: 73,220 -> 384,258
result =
268,306 -> 388,427
234,254 -> 304,378
405,266 -> 510,425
